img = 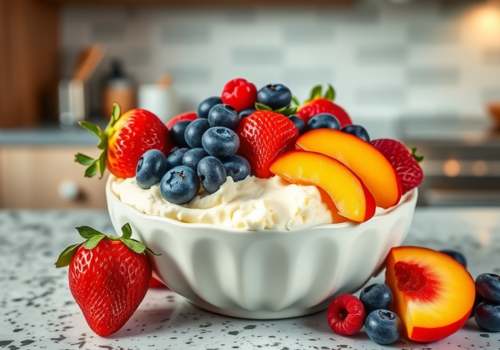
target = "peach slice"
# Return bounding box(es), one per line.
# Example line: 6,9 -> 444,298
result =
386,246 -> 475,343
270,151 -> 375,223
296,129 -> 402,208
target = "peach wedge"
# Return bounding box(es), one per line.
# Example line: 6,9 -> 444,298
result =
270,151 -> 375,223
296,129 -> 402,209
386,246 -> 475,343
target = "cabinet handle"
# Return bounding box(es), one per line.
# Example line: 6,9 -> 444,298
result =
58,181 -> 81,201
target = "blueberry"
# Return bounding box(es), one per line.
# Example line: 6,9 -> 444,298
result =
221,155 -> 251,182
170,121 -> 190,146
476,273 -> 500,303
257,83 -> 292,109
307,113 -> 340,130
364,310 -> 401,345
135,149 -> 168,189
440,249 -> 467,267
202,127 -> 240,158
198,96 -> 222,118
239,108 -> 255,119
289,115 -> 306,133
182,148 -> 207,169
475,303 -> 500,332
208,104 -> 240,129
197,156 -> 227,194
166,147 -> 189,169
342,124 -> 370,142
360,284 -> 392,313
160,165 -> 199,204
184,118 -> 210,148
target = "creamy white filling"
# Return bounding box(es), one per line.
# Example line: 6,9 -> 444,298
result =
111,175 -> 333,231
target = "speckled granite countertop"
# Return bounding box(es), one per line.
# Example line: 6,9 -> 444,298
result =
0,209 -> 499,350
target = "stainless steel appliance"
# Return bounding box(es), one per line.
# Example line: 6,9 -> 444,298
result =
398,117 -> 500,206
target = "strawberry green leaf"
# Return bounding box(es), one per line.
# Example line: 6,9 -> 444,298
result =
76,226 -> 105,239
121,223 -> 133,239
84,161 -> 98,178
55,243 -> 81,268
291,96 -> 300,107
121,238 -> 146,254
84,234 -> 106,249
309,85 -> 323,101
74,153 -> 95,166
255,102 -> 272,111
111,103 -> 121,124
79,121 -> 102,139
411,147 -> 424,163
97,152 -> 106,179
324,84 -> 336,101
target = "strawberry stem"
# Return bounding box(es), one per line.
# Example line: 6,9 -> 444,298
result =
74,103 -> 122,179
54,222 -> 158,268
411,147 -> 424,163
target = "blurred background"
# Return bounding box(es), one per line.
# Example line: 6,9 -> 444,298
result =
1,0 -> 500,209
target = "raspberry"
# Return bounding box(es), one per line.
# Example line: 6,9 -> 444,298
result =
221,78 -> 257,112
327,294 -> 366,336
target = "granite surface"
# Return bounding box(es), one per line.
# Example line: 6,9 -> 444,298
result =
0,209 -> 499,350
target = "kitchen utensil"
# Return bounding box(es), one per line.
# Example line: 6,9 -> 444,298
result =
73,45 -> 104,82
58,80 -> 86,126
138,79 -> 179,123
106,177 -> 417,319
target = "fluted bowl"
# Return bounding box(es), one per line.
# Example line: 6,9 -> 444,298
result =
106,178 -> 417,319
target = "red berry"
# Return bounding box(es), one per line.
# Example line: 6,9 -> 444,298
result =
237,110 -> 298,178
327,294 -> 366,336
55,225 -> 153,337
221,78 -> 257,112
297,98 -> 352,128
371,139 -> 424,194
166,111 -> 197,130
76,105 -> 173,179
149,274 -> 167,289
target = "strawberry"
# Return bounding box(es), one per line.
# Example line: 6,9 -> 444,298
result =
371,138 -> 424,194
55,223 -> 154,337
237,110 -> 298,178
221,78 -> 257,112
149,272 -> 167,289
75,104 -> 172,179
166,111 -> 197,130
296,84 -> 352,127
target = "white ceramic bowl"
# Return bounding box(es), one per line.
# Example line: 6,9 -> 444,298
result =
106,179 -> 417,319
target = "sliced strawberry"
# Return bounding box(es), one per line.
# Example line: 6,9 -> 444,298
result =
371,139 -> 424,194
296,84 -> 352,127
166,111 -> 197,130
237,111 -> 298,178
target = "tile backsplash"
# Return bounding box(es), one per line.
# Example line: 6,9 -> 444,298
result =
61,0 -> 500,120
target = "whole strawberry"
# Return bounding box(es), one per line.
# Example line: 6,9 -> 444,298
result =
237,110 -> 298,178
55,223 -> 154,337
371,139 -> 424,194
75,104 -> 172,179
296,84 -> 352,127
221,78 -> 257,112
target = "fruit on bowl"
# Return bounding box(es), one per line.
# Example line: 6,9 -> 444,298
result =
238,110 -> 298,178
270,151 -> 375,223
296,84 -> 352,128
76,104 -> 172,178
385,246 -> 475,343
296,129 -> 402,209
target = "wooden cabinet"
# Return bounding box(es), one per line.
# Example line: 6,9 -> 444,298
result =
0,146 -> 106,209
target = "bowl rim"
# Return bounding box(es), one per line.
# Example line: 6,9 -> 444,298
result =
106,176 -> 418,235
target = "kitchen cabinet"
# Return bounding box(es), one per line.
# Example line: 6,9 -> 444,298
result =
0,146 -> 106,209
